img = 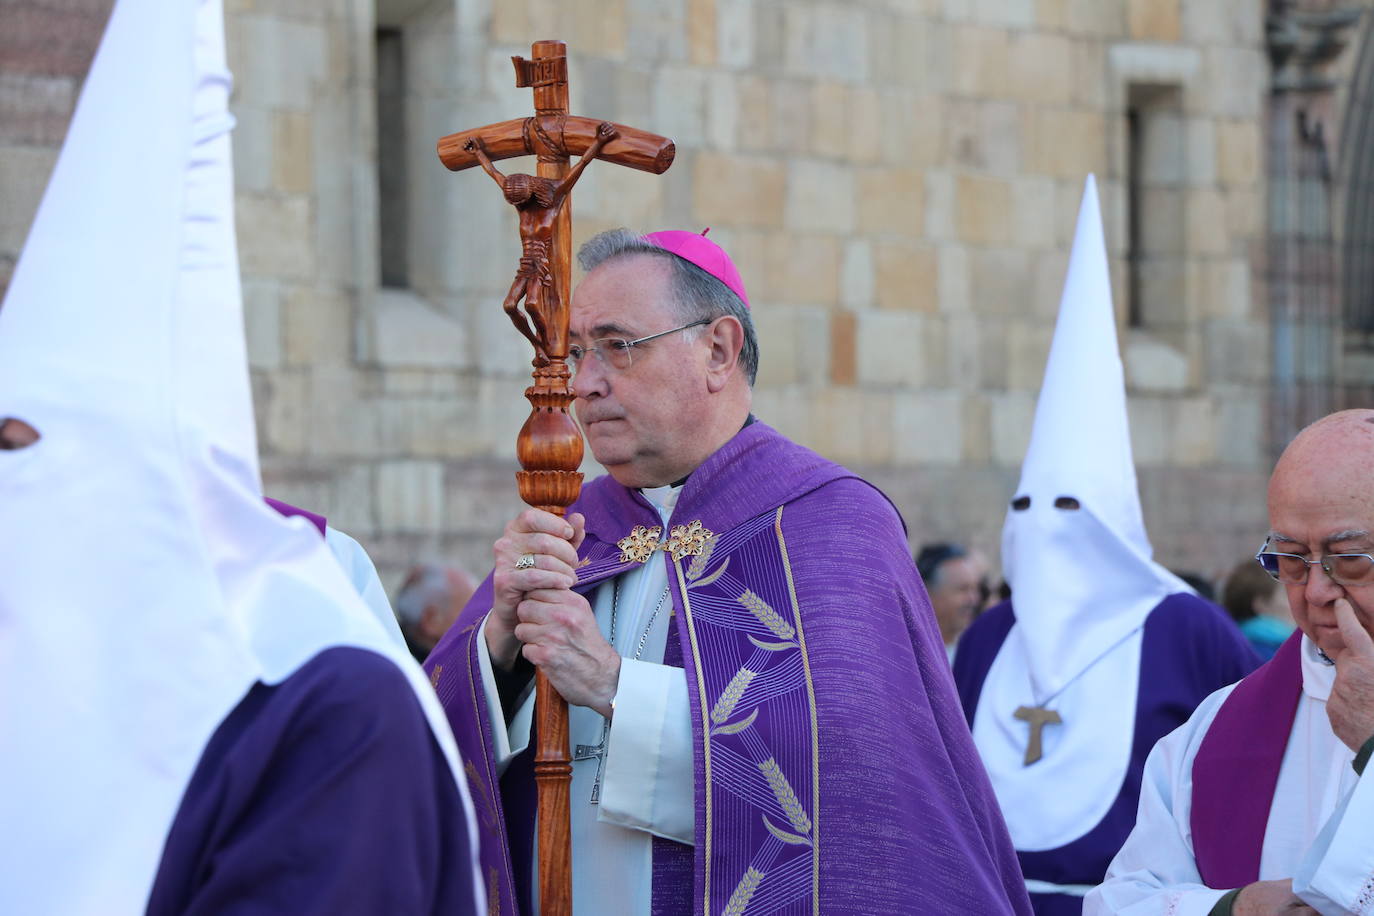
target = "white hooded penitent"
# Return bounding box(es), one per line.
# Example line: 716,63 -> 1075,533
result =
0,1 -> 481,911
971,175 -> 1190,852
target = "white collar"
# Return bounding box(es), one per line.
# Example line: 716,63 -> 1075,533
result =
639,483 -> 683,522
1301,633 -> 1337,702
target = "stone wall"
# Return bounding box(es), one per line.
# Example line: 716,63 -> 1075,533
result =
1,0 -> 1286,590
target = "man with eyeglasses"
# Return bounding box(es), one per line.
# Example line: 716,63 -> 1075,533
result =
1088,410 -> 1374,915
423,228 -> 1031,914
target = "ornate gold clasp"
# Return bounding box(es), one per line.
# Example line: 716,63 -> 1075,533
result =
617,525 -> 663,564
665,520 -> 714,562
616,519 -> 716,564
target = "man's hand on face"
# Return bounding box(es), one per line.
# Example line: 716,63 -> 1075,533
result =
486,508 -> 586,671
515,588 -> 620,718
1327,597 -> 1374,752
1233,879 -> 1316,915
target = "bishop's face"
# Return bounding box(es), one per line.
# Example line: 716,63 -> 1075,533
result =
569,254 -> 713,489
1266,457 -> 1374,661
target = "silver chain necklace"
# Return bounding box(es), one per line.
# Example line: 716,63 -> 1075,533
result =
609,576 -> 671,661
574,577 -> 672,804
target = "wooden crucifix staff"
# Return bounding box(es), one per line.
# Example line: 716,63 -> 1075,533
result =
436,39 -> 674,916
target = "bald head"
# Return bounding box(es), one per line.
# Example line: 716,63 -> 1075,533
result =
1268,409 -> 1374,657
1273,410 -> 1374,491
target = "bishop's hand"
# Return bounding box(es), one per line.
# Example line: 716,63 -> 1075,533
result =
514,588 -> 620,719
486,508 -> 585,671
1327,598 -> 1374,752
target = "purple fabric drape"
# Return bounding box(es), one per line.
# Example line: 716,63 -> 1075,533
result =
264,496 -> 327,537
148,647 -> 480,915
1191,630 -> 1305,888
425,422 -> 1031,914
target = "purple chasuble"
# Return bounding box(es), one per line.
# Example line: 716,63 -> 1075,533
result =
425,421 -> 1031,915
953,594 -> 1259,915
146,647 -> 480,915
264,496 -> 327,537
1190,630 -> 1305,889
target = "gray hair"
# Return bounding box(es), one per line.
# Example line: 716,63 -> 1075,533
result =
577,228 -> 759,385
394,564 -> 450,627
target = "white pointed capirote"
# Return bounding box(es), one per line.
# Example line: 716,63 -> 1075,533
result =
0,2 -> 482,912
971,175 -> 1189,852
1005,174 -> 1187,700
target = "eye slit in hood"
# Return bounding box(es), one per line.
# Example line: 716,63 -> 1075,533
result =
0,418 -> 40,451
1054,495 -> 1080,511
1011,495 -> 1031,511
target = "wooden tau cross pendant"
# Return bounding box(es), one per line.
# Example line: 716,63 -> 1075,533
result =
1013,705 -> 1062,766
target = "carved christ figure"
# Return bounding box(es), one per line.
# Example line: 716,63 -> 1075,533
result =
465,120 -> 619,364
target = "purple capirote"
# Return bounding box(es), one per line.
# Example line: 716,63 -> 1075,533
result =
424,420 -> 1032,915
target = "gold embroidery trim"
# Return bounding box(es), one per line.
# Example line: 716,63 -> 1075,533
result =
775,505 -> 821,913
429,664 -> 443,689
675,556 -> 714,912
464,624 -> 518,912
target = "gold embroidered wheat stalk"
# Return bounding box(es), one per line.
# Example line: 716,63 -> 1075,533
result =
738,590 -> 795,641
685,534 -> 718,580
760,758 -> 812,834
723,867 -> 764,916
711,668 -> 756,724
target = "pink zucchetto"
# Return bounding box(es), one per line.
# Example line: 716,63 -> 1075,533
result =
642,228 -> 750,308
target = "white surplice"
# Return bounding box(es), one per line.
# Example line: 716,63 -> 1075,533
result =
477,484 -> 695,915
1085,635 -> 1373,916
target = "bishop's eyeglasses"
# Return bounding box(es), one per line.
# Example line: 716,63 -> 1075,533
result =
567,319 -> 710,374
1254,540 -> 1374,586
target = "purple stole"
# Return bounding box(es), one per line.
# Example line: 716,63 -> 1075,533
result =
1190,631 -> 1305,887
264,496 -> 327,537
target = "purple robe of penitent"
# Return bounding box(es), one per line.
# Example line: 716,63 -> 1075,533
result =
425,421 -> 1032,915
143,501 -> 480,915
145,647 -> 480,915
953,595 -> 1259,915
